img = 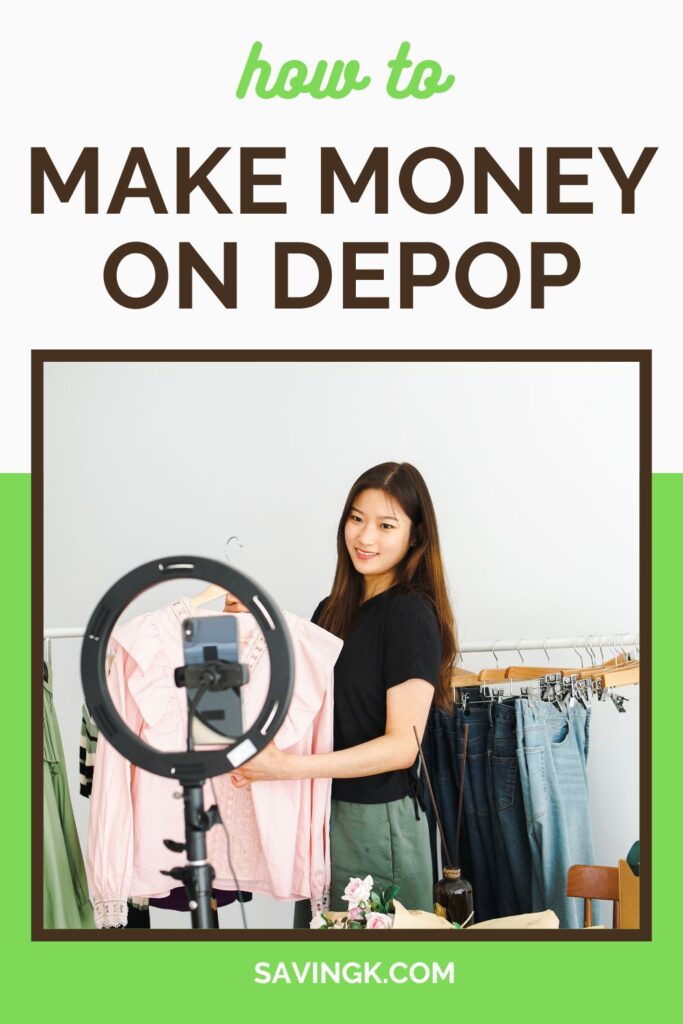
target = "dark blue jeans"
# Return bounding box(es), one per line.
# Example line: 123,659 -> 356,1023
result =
420,704 -> 499,923
420,706 -> 474,899
453,705 -> 499,922
487,700 -> 533,916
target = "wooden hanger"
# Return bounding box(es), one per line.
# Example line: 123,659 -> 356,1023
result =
505,664 -> 569,680
451,652 -> 634,688
459,638 -> 581,684
478,665 -> 508,682
505,652 -> 629,681
578,660 -> 640,688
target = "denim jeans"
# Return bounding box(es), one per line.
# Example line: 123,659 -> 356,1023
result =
422,703 -> 508,922
487,700 -> 533,916
515,699 -> 599,928
453,705 -> 500,922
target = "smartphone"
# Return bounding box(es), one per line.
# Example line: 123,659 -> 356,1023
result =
181,616 -> 245,745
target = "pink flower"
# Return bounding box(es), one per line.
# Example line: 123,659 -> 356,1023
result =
341,875 -> 373,906
347,905 -> 362,921
365,912 -> 392,929
309,912 -> 326,929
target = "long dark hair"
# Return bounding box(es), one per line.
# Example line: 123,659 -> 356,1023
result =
318,462 -> 457,712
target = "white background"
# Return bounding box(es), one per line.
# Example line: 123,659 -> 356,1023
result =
2,0 -> 680,469
44,359 -> 640,928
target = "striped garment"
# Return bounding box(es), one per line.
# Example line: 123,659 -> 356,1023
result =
79,704 -> 98,797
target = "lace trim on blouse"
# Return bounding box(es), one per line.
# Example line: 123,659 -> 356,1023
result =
94,899 -> 128,929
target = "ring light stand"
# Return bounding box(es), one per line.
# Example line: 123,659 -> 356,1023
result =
81,556 -> 294,928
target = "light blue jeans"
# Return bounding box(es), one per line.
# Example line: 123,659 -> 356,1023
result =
515,699 -> 599,928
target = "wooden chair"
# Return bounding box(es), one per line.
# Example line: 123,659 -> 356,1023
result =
566,864 -> 620,927
618,859 -> 640,929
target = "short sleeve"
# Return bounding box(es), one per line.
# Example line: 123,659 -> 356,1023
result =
311,597 -> 329,625
383,591 -> 441,690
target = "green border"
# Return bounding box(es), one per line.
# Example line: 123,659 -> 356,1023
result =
6,473 -> 677,1018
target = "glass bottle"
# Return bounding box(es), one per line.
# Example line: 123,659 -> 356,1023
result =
434,866 -> 474,926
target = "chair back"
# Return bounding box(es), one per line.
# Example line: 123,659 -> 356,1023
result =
566,864 -> 620,927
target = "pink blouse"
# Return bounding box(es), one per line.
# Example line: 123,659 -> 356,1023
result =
86,598 -> 342,927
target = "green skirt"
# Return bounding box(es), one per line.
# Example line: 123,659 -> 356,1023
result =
330,795 -> 433,911
43,669 -> 95,929
294,794 -> 433,926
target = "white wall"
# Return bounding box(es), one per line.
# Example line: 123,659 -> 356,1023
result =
43,359 -> 640,927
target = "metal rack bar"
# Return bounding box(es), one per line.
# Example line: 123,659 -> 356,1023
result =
458,634 -> 638,655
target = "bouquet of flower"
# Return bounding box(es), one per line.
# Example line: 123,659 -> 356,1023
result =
310,875 -> 399,929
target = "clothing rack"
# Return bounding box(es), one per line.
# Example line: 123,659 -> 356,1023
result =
44,628 -> 86,640
44,629 -> 639,648
44,625 -> 639,707
453,632 -> 640,698
457,634 -> 639,656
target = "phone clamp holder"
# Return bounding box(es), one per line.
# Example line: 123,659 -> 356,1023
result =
174,661 -> 249,692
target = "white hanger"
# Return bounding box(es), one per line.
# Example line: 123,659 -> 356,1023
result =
188,536 -> 244,608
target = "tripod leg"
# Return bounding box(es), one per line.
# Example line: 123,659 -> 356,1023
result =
184,784 -> 216,929
162,782 -> 220,929
187,861 -> 216,928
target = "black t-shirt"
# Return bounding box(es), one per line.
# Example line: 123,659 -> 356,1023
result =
312,585 -> 441,804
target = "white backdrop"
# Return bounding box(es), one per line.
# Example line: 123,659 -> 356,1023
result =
43,358 -> 640,927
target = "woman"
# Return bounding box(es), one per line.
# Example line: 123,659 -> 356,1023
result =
229,462 -> 457,921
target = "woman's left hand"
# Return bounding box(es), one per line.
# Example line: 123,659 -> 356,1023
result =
230,742 -> 292,787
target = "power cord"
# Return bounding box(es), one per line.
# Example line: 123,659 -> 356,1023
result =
210,777 -> 249,929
